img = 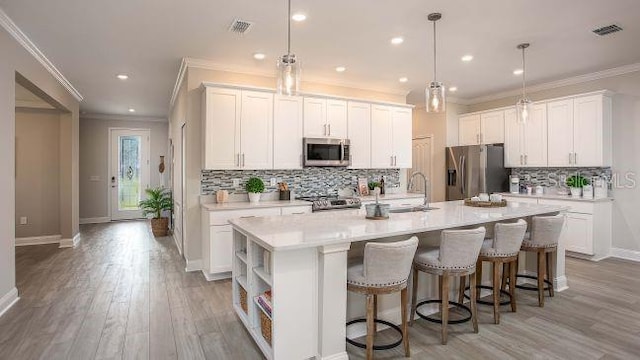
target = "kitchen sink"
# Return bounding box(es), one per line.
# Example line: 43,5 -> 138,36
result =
389,206 -> 439,213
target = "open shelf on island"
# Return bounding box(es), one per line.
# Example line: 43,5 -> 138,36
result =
236,249 -> 248,264
236,275 -> 248,290
253,266 -> 273,287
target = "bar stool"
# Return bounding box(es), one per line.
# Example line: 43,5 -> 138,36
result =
410,227 -> 486,345
459,220 -> 527,324
346,237 -> 419,360
512,214 -> 565,307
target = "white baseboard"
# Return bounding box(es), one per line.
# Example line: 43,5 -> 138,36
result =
15,234 -> 61,246
79,217 -> 110,225
202,270 -> 231,281
609,247 -> 640,262
319,352 -> 349,360
59,233 -> 81,248
173,233 -> 183,255
185,259 -> 202,272
0,288 -> 19,318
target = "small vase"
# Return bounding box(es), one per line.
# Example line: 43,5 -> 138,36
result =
248,192 -> 261,203
570,187 -> 582,197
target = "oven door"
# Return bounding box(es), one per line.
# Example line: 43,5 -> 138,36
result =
303,138 -> 350,166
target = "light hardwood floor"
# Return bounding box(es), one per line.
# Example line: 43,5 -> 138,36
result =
1,220 -> 639,359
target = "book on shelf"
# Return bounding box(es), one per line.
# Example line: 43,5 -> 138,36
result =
255,290 -> 273,317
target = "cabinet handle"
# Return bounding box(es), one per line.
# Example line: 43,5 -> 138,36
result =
520,154 -> 523,165
395,156 -> 398,167
524,154 -> 528,165
573,153 -> 577,165
323,124 -> 327,136
240,216 -> 255,219
237,153 -> 240,167
569,153 -> 573,165
242,153 -> 245,167
328,124 -> 331,136
291,212 -> 305,215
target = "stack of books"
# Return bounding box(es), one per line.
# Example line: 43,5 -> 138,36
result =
256,290 -> 272,318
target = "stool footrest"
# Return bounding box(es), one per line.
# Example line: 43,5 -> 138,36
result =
345,319 -> 403,351
415,300 -> 472,324
514,274 -> 553,291
463,285 -> 512,306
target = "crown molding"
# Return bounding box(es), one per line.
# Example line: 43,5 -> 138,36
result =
169,58 -> 188,108
81,113 -> 167,122
466,62 -> 640,105
0,7 -> 83,102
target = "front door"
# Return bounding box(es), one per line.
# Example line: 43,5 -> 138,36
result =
110,129 -> 150,220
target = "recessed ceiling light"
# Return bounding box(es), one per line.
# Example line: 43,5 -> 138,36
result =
291,13 -> 306,22
461,55 -> 474,62
449,86 -> 458,92
128,108 -> 136,113
116,74 -> 129,80
513,69 -> 524,75
399,77 -> 408,83
253,53 -> 266,60
391,36 -> 404,45
335,66 -> 346,73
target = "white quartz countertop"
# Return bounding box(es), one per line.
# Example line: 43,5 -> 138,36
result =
358,192 -> 425,202
500,192 -> 613,203
229,200 -> 568,251
201,199 -> 312,211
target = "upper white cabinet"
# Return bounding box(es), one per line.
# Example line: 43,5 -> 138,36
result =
503,104 -> 547,167
347,101 -> 371,169
371,105 -> 412,168
547,99 -> 574,167
459,111 -> 504,145
303,97 -> 347,138
503,108 -> 522,168
202,87 -> 272,170
273,95 -> 303,169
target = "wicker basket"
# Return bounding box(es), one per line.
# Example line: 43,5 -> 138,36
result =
464,199 -> 508,208
150,217 -> 169,237
259,309 -> 272,345
239,286 -> 248,314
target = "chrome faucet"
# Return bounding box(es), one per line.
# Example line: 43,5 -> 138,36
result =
407,172 -> 430,209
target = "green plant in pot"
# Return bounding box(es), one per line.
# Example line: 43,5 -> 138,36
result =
566,175 -> 589,197
246,177 -> 265,203
139,187 -> 173,237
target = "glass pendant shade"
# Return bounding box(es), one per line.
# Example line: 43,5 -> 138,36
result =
426,81 -> 445,113
276,54 -> 300,96
516,98 -> 532,124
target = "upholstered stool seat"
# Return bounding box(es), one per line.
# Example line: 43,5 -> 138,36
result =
411,227 -> 486,345
346,237 -> 419,360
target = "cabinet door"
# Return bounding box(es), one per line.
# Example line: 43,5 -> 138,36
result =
547,99 -> 574,167
202,87 -> 241,169
303,97 -> 327,137
459,114 -> 481,146
480,110 -> 504,144
240,91 -> 273,169
392,107 -> 413,168
210,225 -> 233,273
347,101 -> 371,169
370,105 -> 394,168
573,95 -> 603,167
523,104 -> 548,167
274,95 -> 303,169
503,108 -> 523,167
326,99 -> 348,138
563,213 -> 594,255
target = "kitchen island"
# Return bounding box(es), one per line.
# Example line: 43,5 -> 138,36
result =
229,200 -> 567,360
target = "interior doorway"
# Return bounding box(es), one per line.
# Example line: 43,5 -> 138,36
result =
109,128 -> 151,220
409,136 -> 434,193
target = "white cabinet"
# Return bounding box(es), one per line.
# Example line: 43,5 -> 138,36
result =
547,99 -> 574,167
458,111 -> 504,145
370,105 -> 412,168
209,225 -> 234,274
273,95 -> 303,169
563,212 -> 594,255
202,86 -> 272,170
504,109 -> 522,168
503,104 -> 547,167
303,97 -> 347,138
459,114 -> 481,145
347,101 -> 371,169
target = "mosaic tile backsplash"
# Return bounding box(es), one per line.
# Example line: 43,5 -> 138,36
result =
201,168 -> 401,197
510,167 -> 612,187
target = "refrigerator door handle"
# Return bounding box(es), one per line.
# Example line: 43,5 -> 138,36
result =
460,155 -> 466,195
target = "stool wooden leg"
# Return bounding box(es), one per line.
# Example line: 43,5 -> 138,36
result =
469,271 -> 479,333
410,267 -> 418,326
501,262 -> 508,291
492,261 -> 501,324
475,260 -> 483,299
546,252 -> 555,297
509,260 -> 517,313
537,251 -> 546,308
373,295 -> 378,333
366,294 -> 375,360
400,287 -> 410,357
458,275 -> 466,304
441,275 -> 449,345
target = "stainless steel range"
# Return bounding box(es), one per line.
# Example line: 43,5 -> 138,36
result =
298,196 -> 362,212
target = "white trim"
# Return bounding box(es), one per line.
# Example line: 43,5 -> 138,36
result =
82,113 -> 167,123
0,8 -> 83,101
185,259 -> 202,272
79,217 -> 110,225
172,232 -> 183,255
59,233 -> 81,248
319,352 -> 349,360
609,247 -> 640,262
466,63 -> 640,104
15,99 -> 55,110
170,58 -> 188,108
202,271 -> 232,281
15,234 -> 61,246
0,288 -> 19,319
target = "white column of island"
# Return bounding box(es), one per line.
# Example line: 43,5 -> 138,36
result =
229,200 -> 568,360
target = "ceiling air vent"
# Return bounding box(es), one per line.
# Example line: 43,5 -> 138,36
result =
592,24 -> 623,36
228,19 -> 254,34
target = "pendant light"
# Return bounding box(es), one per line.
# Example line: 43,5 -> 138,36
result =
276,0 -> 301,96
426,13 -> 445,113
516,43 -> 532,123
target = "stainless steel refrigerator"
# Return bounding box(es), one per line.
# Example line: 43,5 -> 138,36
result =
446,144 -> 509,201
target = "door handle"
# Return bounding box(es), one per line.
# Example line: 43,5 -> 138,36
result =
111,176 -> 116,188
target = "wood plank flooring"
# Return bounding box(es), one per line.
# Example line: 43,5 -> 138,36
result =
1,220 -> 639,359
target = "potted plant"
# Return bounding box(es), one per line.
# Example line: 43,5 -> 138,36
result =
139,187 -> 173,237
246,177 -> 265,203
566,175 -> 589,197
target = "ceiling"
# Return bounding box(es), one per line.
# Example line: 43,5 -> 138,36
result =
1,0 -> 639,117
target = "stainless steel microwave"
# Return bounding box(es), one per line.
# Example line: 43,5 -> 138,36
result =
303,138 -> 351,167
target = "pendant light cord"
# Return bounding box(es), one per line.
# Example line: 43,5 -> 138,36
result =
433,20 -> 437,82
521,47 -> 526,98
287,0 -> 291,56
